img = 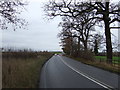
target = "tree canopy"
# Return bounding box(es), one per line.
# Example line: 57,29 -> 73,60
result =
44,0 -> 120,63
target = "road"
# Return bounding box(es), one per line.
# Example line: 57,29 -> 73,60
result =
39,55 -> 119,89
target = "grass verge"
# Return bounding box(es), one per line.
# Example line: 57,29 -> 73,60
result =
2,52 -> 53,88
95,56 -> 120,60
95,56 -> 120,64
67,56 -> 120,74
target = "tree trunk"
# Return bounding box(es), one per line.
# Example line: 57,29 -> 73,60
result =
84,41 -> 88,51
104,21 -> 112,63
70,37 -> 73,56
104,2 -> 113,63
77,37 -> 80,57
94,39 -> 98,55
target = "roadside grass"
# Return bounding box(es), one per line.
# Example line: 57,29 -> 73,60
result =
95,56 -> 120,64
68,56 -> 120,74
95,56 -> 120,60
2,52 -> 53,88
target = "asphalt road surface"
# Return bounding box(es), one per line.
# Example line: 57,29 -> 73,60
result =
39,55 -> 119,89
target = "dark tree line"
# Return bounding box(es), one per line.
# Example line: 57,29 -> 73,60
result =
45,0 -> 120,63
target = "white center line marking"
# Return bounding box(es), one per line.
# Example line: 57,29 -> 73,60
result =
58,55 -> 114,90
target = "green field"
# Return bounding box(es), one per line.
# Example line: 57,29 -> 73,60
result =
95,56 -> 120,64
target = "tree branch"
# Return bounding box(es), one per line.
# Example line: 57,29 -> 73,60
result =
110,18 -> 120,24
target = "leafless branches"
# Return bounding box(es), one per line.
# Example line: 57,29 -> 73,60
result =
0,0 -> 28,30
44,0 -> 120,61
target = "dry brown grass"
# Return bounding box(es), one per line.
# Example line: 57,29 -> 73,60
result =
2,52 -> 53,88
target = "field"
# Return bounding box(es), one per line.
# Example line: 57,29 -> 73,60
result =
52,51 -> 62,54
95,56 -> 120,64
2,51 -> 53,88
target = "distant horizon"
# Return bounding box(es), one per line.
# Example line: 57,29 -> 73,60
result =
1,46 -> 63,52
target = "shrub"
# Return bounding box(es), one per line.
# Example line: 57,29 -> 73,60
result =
79,50 -> 95,61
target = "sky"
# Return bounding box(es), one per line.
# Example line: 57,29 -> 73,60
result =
1,0 -> 119,52
2,0 -> 62,51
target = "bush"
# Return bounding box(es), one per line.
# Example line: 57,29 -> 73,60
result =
78,50 -> 95,61
2,51 -> 53,60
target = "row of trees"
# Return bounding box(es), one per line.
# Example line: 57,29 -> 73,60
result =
44,0 -> 120,63
1,0 -> 119,63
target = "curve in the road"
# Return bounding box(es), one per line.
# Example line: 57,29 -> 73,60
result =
39,55 -> 119,89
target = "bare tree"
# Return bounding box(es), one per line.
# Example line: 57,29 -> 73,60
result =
45,0 -> 97,51
73,12 -> 97,51
44,0 -> 120,63
78,1 -> 120,63
92,33 -> 105,55
58,26 -> 82,56
0,0 -> 28,30
58,28 -> 74,55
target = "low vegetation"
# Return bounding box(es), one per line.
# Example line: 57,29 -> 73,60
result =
2,51 -> 53,88
68,55 -> 120,74
95,56 -> 120,60
95,56 -> 120,64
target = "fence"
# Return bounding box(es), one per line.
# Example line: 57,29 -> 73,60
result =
97,58 -> 120,66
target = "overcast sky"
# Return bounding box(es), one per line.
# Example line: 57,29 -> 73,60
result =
2,0 -> 62,51
1,0 -> 119,51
